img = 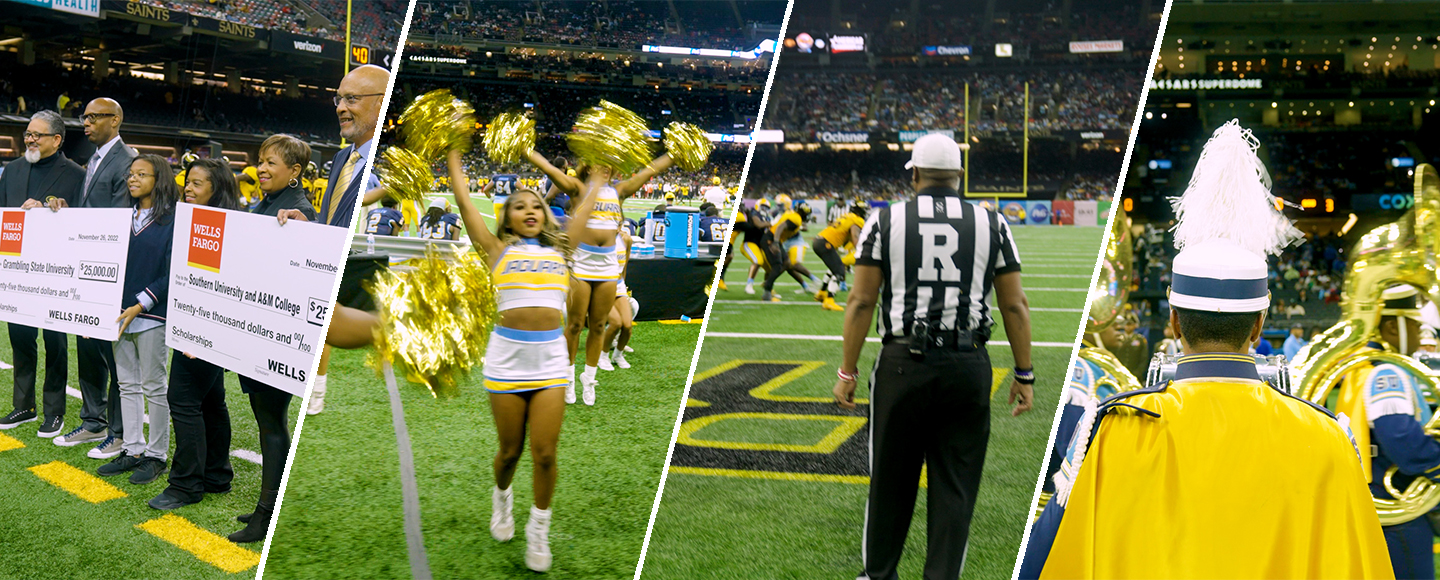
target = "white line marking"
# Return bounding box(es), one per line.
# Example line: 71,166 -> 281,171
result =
230,449 -> 263,464
702,332 -> 1073,347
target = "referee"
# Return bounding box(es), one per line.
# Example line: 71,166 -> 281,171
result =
833,133 -> 1034,580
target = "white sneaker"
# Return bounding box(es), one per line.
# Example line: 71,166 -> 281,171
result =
565,372 -> 576,404
744,283 -> 755,295
526,506 -> 553,572
581,373 -> 597,406
613,351 -> 631,369
623,345 -> 634,353
597,355 -> 614,371
306,375 -> 327,415
491,487 -> 514,542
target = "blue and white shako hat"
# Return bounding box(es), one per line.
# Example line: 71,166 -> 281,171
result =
1167,119 -> 1302,313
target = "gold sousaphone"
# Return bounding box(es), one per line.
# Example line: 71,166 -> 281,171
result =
1035,206 -> 1143,519
1293,163 -> 1440,525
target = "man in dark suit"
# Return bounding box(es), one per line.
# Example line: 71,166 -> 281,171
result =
296,63 -> 389,416
0,110 -> 83,438
50,98 -> 136,457
315,64 -> 389,230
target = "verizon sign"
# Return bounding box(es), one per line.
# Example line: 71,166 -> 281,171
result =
1069,40 -> 1124,54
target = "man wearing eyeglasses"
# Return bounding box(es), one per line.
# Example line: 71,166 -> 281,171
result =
0,110 -> 83,439
277,64 -> 390,416
49,97 -> 137,458
309,64 -> 388,230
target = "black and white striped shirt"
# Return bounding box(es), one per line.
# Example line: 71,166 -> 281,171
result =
854,186 -> 1022,338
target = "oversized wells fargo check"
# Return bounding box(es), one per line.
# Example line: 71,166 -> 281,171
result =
0,208 -> 131,340
166,203 -> 348,396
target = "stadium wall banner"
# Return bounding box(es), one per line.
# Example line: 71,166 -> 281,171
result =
1096,200 -> 1112,226
1069,40 -> 1124,54
0,208 -> 131,340
166,203 -> 347,395
19,0 -> 97,17
1352,193 -> 1414,211
921,45 -> 972,57
102,1 -> 268,40
1052,200 -> 1075,225
1000,201 -> 1028,225
816,131 -> 870,144
898,129 -> 956,143
1025,201 -> 1053,226
968,180 -> 1061,195
1074,200 -> 1099,226
269,29 -> 346,62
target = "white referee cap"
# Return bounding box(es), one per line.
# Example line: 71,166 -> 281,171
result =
905,133 -> 963,171
1169,239 -> 1270,313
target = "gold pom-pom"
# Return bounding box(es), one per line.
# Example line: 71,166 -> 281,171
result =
374,146 -> 433,203
483,112 -> 536,166
367,244 -> 497,398
663,122 -> 713,173
398,89 -> 476,159
566,100 -> 654,175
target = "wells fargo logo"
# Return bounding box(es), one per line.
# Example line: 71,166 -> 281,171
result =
0,211 -> 24,256
187,208 -> 225,273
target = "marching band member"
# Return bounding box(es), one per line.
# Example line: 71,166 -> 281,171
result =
448,146 -> 604,573
1338,285 -> 1440,580
1020,120 -> 1391,578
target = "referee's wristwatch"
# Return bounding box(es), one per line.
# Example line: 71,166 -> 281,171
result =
1013,367 -> 1036,386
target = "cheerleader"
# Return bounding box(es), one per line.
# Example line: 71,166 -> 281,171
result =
525,149 -> 674,405
599,227 -> 634,370
449,147 -> 603,572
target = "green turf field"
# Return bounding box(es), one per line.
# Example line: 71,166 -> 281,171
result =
0,338 -> 299,579
262,322 -> 699,579
639,225 -> 1101,580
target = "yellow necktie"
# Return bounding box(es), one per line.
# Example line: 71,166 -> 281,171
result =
328,151 -> 360,223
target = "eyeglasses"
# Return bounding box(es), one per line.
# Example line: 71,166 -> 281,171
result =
127,172 -> 154,180
333,93 -> 384,107
81,113 -> 117,123
23,131 -> 57,140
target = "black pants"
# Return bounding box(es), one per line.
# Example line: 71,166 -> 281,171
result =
165,352 -> 234,502
7,323 -> 67,419
77,336 -> 120,436
761,239 -> 788,292
813,238 -> 847,281
862,343 -> 991,580
239,377 -> 292,491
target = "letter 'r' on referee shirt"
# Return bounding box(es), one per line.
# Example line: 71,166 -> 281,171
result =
854,186 -> 1022,338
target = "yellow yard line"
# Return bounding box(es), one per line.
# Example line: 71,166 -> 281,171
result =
27,461 -> 127,504
136,514 -> 262,574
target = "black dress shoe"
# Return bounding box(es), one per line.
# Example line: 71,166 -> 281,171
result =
148,490 -> 199,510
205,483 -> 232,495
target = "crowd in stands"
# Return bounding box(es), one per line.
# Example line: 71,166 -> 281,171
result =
1060,173 -> 1115,200
768,68 -> 1142,135
388,79 -> 760,137
135,0 -> 404,49
870,7 -> 1155,59
0,58 -> 335,141
403,46 -> 772,88
412,0 -> 780,51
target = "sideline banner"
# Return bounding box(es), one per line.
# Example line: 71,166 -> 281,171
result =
1026,201 -> 1052,225
1052,200 -> 1075,225
166,203 -> 347,395
0,208 -> 131,339
1075,201 -> 1099,227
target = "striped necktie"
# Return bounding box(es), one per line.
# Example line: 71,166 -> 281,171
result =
327,150 -> 360,223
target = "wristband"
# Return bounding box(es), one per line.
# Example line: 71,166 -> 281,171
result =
837,368 -> 857,383
1013,367 -> 1036,386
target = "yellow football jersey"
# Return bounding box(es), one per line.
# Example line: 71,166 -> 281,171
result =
820,213 -> 866,247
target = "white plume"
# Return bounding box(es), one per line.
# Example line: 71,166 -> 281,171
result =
1170,119 -> 1302,256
